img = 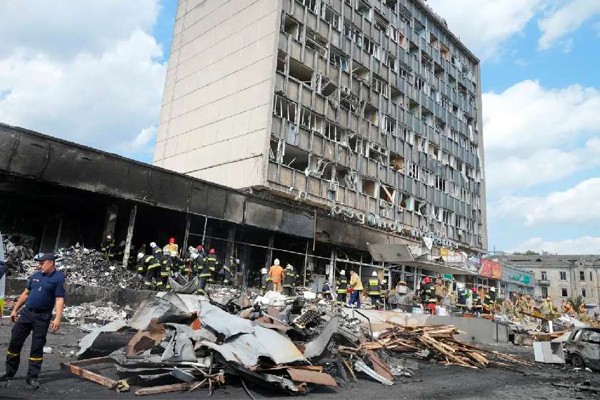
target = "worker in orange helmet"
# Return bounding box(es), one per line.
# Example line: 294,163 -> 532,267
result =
166,237 -> 178,256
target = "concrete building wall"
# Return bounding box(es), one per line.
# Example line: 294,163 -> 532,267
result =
154,0 -> 282,188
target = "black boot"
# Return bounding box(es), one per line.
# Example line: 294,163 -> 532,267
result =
0,371 -> 15,381
25,377 -> 39,389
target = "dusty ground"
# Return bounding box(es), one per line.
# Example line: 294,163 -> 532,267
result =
1,318 -> 599,400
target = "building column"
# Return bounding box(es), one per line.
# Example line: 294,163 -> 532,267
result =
122,205 -> 137,269
266,233 -> 274,268
225,226 -> 236,271
53,217 -> 63,252
182,213 -> 191,253
101,204 -> 118,242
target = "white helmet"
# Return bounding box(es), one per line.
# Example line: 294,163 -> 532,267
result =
286,264 -> 293,270
274,259 -> 280,265
490,287 -> 496,292
107,235 -> 112,240
137,252 -> 144,260
150,242 -> 157,248
340,270 -> 345,275
261,268 -> 268,274
372,271 -> 378,277
188,246 -> 195,252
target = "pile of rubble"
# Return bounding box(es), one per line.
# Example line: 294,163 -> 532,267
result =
56,245 -> 141,289
66,291 -> 532,396
63,302 -> 133,325
2,236 -> 36,275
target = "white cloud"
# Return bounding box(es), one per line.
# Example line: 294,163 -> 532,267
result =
483,80 -> 600,193
130,125 -> 158,152
495,178 -> 600,226
538,0 -> 600,49
427,0 -> 547,60
0,0 -> 166,159
514,236 -> 600,254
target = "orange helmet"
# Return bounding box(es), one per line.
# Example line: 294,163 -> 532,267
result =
209,248 -> 215,254
472,287 -> 477,293
424,277 -> 431,283
169,237 -> 175,244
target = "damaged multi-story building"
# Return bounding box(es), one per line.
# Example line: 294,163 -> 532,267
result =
154,0 -> 486,269
1,0 -> 487,294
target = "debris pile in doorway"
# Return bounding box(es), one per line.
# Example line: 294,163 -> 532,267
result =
67,291 -> 534,396
56,245 -> 142,289
2,236 -> 36,275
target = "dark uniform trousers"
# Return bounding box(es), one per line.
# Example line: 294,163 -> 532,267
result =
6,308 -> 52,378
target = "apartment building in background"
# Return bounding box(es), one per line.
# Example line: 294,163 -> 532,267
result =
498,254 -> 600,311
154,0 -> 487,253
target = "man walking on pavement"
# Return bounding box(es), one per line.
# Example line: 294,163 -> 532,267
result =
268,259 -> 284,293
1,253 -> 65,389
367,271 -> 382,309
348,270 -> 363,308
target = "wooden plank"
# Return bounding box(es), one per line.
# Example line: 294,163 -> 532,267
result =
61,362 -> 118,389
134,382 -> 199,396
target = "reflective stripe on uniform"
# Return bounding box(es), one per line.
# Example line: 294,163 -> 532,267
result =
29,356 -> 43,362
7,350 -> 19,357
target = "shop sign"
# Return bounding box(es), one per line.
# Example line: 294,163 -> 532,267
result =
479,259 -> 502,279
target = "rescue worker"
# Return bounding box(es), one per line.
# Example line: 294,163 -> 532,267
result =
348,270 -> 363,308
260,268 -> 269,294
138,252 -> 162,290
483,287 -> 497,314
503,297 -> 515,318
540,296 -> 555,319
282,264 -> 296,296
196,252 -> 212,296
1,253 -> 65,389
471,287 -> 482,315
336,270 -> 348,304
426,277 -> 437,314
205,249 -> 218,284
268,259 -> 284,292
183,246 -> 197,278
160,254 -> 172,290
322,279 -> 334,301
101,234 -> 115,260
367,271 -> 382,309
456,285 -> 468,313
220,258 -> 234,286
434,278 -> 447,304
149,242 -> 163,262
166,237 -> 178,255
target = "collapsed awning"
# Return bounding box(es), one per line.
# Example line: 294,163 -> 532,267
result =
401,260 -> 478,276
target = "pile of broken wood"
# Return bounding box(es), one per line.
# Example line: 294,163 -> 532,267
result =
349,324 -> 533,371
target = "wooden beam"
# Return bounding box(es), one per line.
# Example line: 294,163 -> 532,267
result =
134,382 -> 199,396
61,360 -> 117,390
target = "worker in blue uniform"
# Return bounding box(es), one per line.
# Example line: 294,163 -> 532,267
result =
1,253 -> 65,389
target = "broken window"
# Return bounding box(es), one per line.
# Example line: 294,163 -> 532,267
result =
296,0 -> 317,14
440,44 -> 450,61
283,15 -> 301,41
389,152 -> 404,171
270,139 -> 283,163
321,4 -> 341,30
390,86 -> 403,105
329,47 -> 349,72
289,58 -> 313,85
324,121 -> 346,142
276,50 -> 286,73
435,176 -> 446,192
305,29 -> 327,58
429,143 -> 440,159
343,21 -> 362,46
383,52 -> 396,72
382,115 -> 395,135
379,184 -> 395,203
355,0 -> 372,20
273,95 -> 297,123
414,200 -> 427,216
316,74 -> 336,96
363,36 -> 380,59
408,162 -> 420,180
339,90 -> 360,112
282,145 -> 310,172
367,142 -> 386,163
352,63 -> 369,82
399,193 -> 413,211
363,103 -> 379,125
361,178 -> 376,197
299,107 -> 322,132
372,75 -> 388,97
374,12 -> 389,33
306,157 -> 331,178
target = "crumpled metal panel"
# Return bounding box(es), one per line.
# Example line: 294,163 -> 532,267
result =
303,317 -> 339,359
161,332 -> 197,363
128,296 -> 190,331
200,325 -> 307,368
367,244 -> 414,262
198,300 -> 254,339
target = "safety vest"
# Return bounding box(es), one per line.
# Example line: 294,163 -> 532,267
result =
473,292 -> 482,308
283,270 -> 296,288
336,277 -> 348,293
367,279 -> 381,295
427,284 -> 437,303
205,256 -> 218,282
145,255 -> 161,270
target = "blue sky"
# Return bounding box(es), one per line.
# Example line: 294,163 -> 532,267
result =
1,0 -> 600,254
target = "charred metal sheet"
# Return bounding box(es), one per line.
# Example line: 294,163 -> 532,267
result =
199,300 -> 254,339
353,360 -> 394,386
316,215 -> 411,249
280,209 -> 313,238
244,201 -> 282,231
77,320 -> 128,358
128,296 -> 190,331
367,244 -> 414,262
224,193 -> 245,224
200,325 -> 307,368
286,368 -> 337,387
303,316 -> 339,359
